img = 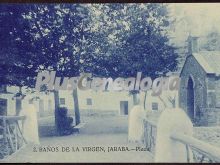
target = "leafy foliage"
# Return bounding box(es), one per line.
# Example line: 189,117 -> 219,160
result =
200,31 -> 220,51
87,4 -> 178,79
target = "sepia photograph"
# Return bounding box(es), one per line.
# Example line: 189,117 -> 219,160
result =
0,2 -> 220,163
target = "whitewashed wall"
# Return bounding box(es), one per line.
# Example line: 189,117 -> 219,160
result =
1,86 -> 179,117
59,90 -> 133,114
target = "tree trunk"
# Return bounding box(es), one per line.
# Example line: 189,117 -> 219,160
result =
144,91 -> 147,110
54,90 -> 60,133
16,86 -> 22,115
0,84 -> 7,93
133,93 -> 139,106
15,99 -> 22,116
72,88 -> 80,125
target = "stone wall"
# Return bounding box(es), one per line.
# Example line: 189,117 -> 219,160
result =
215,77 -> 220,108
179,55 -> 208,125
179,55 -> 220,126
204,75 -> 220,126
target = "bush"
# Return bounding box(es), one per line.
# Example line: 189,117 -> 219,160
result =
57,107 -> 73,136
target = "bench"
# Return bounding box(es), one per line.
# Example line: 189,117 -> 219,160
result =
73,122 -> 86,133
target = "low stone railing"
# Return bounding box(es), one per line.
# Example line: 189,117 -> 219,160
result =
143,109 -> 220,163
0,116 -> 26,159
143,119 -> 157,153
170,132 -> 220,163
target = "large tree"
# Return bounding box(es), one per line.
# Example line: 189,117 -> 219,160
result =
1,4 -> 179,131
0,4 -> 43,114
87,4 -> 178,107
24,4 -> 92,129
200,30 -> 220,51
0,4 -> 91,133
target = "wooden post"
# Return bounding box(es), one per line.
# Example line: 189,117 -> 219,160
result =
150,124 -> 153,152
16,120 -> 27,145
186,144 -> 190,163
3,117 -> 9,156
14,122 -> 18,151
7,124 -> 15,153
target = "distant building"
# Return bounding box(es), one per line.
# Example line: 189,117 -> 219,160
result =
0,85 -> 177,118
179,36 -> 220,126
0,86 -> 54,117
59,90 -> 133,116
59,89 -> 175,116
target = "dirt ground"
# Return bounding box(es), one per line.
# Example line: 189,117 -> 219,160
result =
2,114 -> 153,163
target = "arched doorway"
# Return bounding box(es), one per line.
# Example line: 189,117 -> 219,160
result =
187,77 -> 194,120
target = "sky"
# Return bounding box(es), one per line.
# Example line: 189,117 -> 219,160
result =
169,3 -> 220,46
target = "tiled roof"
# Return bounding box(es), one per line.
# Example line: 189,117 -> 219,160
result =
193,51 -> 220,75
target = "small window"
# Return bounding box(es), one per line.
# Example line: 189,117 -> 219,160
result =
60,98 -> 65,105
152,102 -> 158,111
86,98 -> 92,105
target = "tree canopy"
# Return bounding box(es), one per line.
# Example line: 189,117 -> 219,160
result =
1,4 -> 178,86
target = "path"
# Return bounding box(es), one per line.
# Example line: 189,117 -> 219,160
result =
2,114 -> 153,163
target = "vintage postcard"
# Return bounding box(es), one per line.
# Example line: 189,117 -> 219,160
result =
0,2 -> 220,163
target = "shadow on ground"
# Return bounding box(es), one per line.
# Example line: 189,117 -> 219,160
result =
38,114 -> 128,137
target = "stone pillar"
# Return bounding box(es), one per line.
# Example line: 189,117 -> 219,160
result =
154,108 -> 193,162
128,105 -> 145,143
19,104 -> 40,144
